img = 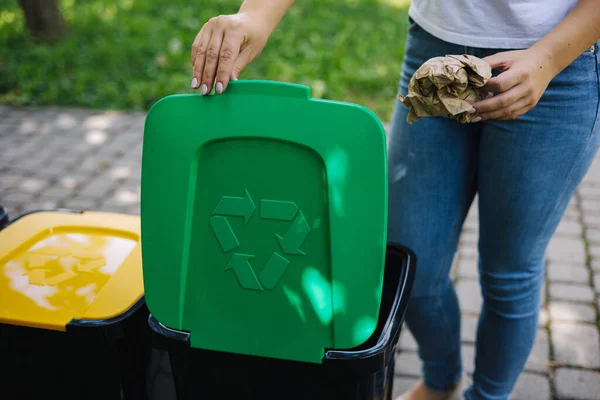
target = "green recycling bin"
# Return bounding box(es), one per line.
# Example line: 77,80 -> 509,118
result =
141,80 -> 414,399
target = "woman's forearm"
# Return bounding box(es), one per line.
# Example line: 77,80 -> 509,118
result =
532,0 -> 600,76
239,0 -> 296,35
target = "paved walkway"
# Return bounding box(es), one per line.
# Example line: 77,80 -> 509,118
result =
1,105 -> 599,399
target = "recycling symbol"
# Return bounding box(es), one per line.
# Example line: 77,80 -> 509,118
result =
210,190 -> 310,291
24,248 -> 106,286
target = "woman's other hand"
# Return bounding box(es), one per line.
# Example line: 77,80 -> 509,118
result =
191,12 -> 270,95
472,49 -> 556,121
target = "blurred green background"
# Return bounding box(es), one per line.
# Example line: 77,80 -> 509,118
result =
0,0 -> 410,122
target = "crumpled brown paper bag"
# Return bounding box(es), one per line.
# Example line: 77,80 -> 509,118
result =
398,54 -> 492,123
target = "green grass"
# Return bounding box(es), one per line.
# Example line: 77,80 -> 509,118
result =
0,0 -> 409,122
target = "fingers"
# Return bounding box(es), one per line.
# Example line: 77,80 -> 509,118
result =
473,84 -> 526,115
482,52 -> 510,70
199,28 -> 225,95
482,50 -> 520,71
483,67 -> 525,93
231,46 -> 253,81
192,25 -> 212,90
478,96 -> 533,121
191,24 -> 207,68
214,31 -> 243,94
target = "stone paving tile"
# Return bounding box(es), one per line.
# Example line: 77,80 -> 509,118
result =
393,377 -> 418,399
539,306 -> 549,327
549,283 -> 595,303
549,302 -> 597,323
128,206 -> 140,216
554,368 -> 600,400
584,214 -> 600,228
462,344 -> 475,375
395,352 -> 422,377
398,329 -> 418,352
583,161 -> 600,182
18,177 -> 48,195
547,262 -> 590,284
38,186 -> 75,203
462,216 -> 479,232
105,165 -> 137,182
76,179 -> 116,199
457,257 -> 478,279
11,157 -> 49,174
555,219 -> 583,237
45,157 -> 82,172
97,200 -> 131,214
457,280 -> 483,314
58,173 -> 90,190
62,197 -> 99,211
461,315 -> 478,344
546,237 -> 587,263
581,199 -> 600,215
460,244 -> 478,259
0,173 -> 28,191
587,228 -> 600,244
1,192 -> 32,208
512,372 -> 551,400
563,207 -> 581,221
460,231 -> 478,245
551,322 -> 600,369
594,273 -> 600,294
580,185 -> 600,197
524,329 -> 550,374
98,188 -> 140,213
25,200 -> 59,211
79,156 -> 113,172
541,281 -> 548,305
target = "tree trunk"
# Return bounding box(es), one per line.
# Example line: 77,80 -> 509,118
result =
18,0 -> 67,43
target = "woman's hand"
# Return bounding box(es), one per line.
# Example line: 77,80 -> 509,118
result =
191,12 -> 270,95
472,49 -> 556,121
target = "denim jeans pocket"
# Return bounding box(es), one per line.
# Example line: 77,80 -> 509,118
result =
408,16 -> 421,34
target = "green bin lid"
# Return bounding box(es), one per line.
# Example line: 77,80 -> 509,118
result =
141,80 -> 387,363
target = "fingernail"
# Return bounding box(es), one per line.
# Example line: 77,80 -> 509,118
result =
469,107 -> 477,114
191,77 -> 198,89
201,84 -> 208,95
216,82 -> 223,94
472,116 -> 482,123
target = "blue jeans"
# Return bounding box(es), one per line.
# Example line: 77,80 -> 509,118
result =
388,20 -> 600,400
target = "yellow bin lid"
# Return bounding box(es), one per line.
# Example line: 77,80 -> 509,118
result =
0,211 -> 143,331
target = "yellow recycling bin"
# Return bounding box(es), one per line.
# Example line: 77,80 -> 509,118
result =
0,210 -> 151,400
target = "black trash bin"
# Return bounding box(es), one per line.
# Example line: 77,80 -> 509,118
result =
0,209 -> 152,400
149,243 -> 416,400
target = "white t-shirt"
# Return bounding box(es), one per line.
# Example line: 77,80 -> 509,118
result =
409,0 -> 579,49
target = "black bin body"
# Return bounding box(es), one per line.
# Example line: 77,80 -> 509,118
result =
0,301 -> 152,400
149,243 -> 416,400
